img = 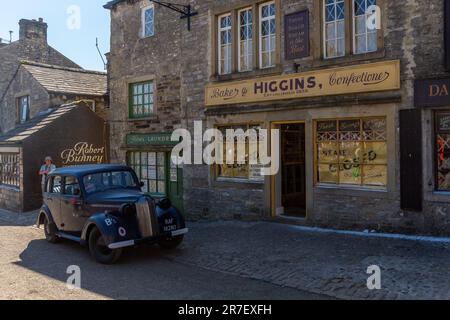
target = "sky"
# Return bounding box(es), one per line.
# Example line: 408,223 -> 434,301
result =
0,0 -> 110,71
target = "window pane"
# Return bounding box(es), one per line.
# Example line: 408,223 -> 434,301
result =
316,118 -> 387,188
363,165 -> 387,186
318,163 -> 339,184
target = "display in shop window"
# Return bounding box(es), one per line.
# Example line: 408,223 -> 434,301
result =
316,118 -> 387,187
436,113 -> 450,190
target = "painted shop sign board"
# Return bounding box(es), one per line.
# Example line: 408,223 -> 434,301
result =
126,133 -> 178,146
415,78 -> 450,107
61,142 -> 105,166
284,10 -> 310,60
205,60 -> 401,107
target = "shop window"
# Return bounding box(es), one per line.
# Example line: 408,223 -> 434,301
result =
322,0 -> 380,59
217,124 -> 265,182
0,153 -> 20,188
142,5 -> 155,38
435,112 -> 450,191
18,95 -> 30,124
129,81 -> 154,119
315,117 -> 387,188
128,152 -> 166,195
238,8 -> 253,72
218,13 -> 232,75
259,1 -> 276,69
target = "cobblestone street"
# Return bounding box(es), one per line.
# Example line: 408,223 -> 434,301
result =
1,210 -> 450,300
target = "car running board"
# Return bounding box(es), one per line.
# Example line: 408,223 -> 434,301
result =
57,232 -> 82,243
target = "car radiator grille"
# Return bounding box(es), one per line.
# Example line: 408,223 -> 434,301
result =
135,197 -> 158,238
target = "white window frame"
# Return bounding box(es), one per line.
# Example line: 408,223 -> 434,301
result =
141,4 -> 155,38
238,7 -> 253,72
323,0 -> 346,59
352,0 -> 378,55
259,1 -> 276,69
218,13 -> 232,75
18,95 -> 29,124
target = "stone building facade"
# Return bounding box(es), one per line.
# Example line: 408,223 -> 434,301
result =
105,0 -> 450,235
0,61 -> 108,133
0,18 -> 81,104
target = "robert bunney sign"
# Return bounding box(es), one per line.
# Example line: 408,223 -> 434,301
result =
205,60 -> 401,106
61,142 -> 105,165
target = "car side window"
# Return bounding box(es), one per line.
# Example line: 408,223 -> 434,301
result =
64,176 -> 81,196
51,176 -> 62,194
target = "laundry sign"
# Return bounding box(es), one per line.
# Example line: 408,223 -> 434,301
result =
205,60 -> 401,106
60,142 -> 105,165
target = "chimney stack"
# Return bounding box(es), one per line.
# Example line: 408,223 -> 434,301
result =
19,18 -> 47,43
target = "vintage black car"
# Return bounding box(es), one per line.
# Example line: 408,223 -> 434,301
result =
36,164 -> 188,264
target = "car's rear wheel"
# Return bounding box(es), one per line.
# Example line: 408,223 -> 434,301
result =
159,235 -> 184,250
43,215 -> 59,244
88,228 -> 122,264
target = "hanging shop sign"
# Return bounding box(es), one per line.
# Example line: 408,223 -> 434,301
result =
205,60 -> 401,107
284,10 -> 310,60
60,142 -> 105,165
415,77 -> 450,107
126,133 -> 179,147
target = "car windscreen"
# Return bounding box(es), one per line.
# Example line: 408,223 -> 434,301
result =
83,171 -> 139,195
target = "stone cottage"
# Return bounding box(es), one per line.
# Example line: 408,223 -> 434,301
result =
0,60 -> 108,133
104,0 -> 450,236
0,18 -> 81,105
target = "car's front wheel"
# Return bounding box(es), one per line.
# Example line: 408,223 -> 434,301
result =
88,228 -> 122,264
43,215 -> 59,244
159,235 -> 184,250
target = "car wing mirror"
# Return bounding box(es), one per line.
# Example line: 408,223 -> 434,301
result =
140,182 -> 145,188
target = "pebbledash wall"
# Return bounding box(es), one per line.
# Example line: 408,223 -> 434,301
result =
106,0 -> 450,235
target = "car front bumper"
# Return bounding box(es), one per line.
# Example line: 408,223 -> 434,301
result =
108,228 -> 189,250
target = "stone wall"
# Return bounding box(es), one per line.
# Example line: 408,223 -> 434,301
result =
107,0 -> 450,235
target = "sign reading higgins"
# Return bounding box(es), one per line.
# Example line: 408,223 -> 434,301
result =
205,60 -> 401,107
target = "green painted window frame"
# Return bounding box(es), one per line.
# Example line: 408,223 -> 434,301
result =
129,81 -> 154,119
127,151 -> 167,196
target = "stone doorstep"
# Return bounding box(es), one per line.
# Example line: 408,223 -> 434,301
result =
265,216 -> 450,239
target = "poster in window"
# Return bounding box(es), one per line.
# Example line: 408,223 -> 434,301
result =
363,165 -> 388,186
317,141 -> 339,163
341,141 -> 362,162
363,142 -> 387,165
339,164 -> 362,185
170,168 -> 178,182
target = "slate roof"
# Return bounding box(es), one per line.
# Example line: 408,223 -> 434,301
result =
103,0 -> 125,9
21,61 -> 107,97
0,102 -> 82,144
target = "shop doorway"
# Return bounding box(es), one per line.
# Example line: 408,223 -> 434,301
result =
279,123 -> 306,217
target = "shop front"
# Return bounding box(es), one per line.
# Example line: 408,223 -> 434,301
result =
415,77 -> 450,233
205,60 -> 403,230
125,133 -> 183,211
